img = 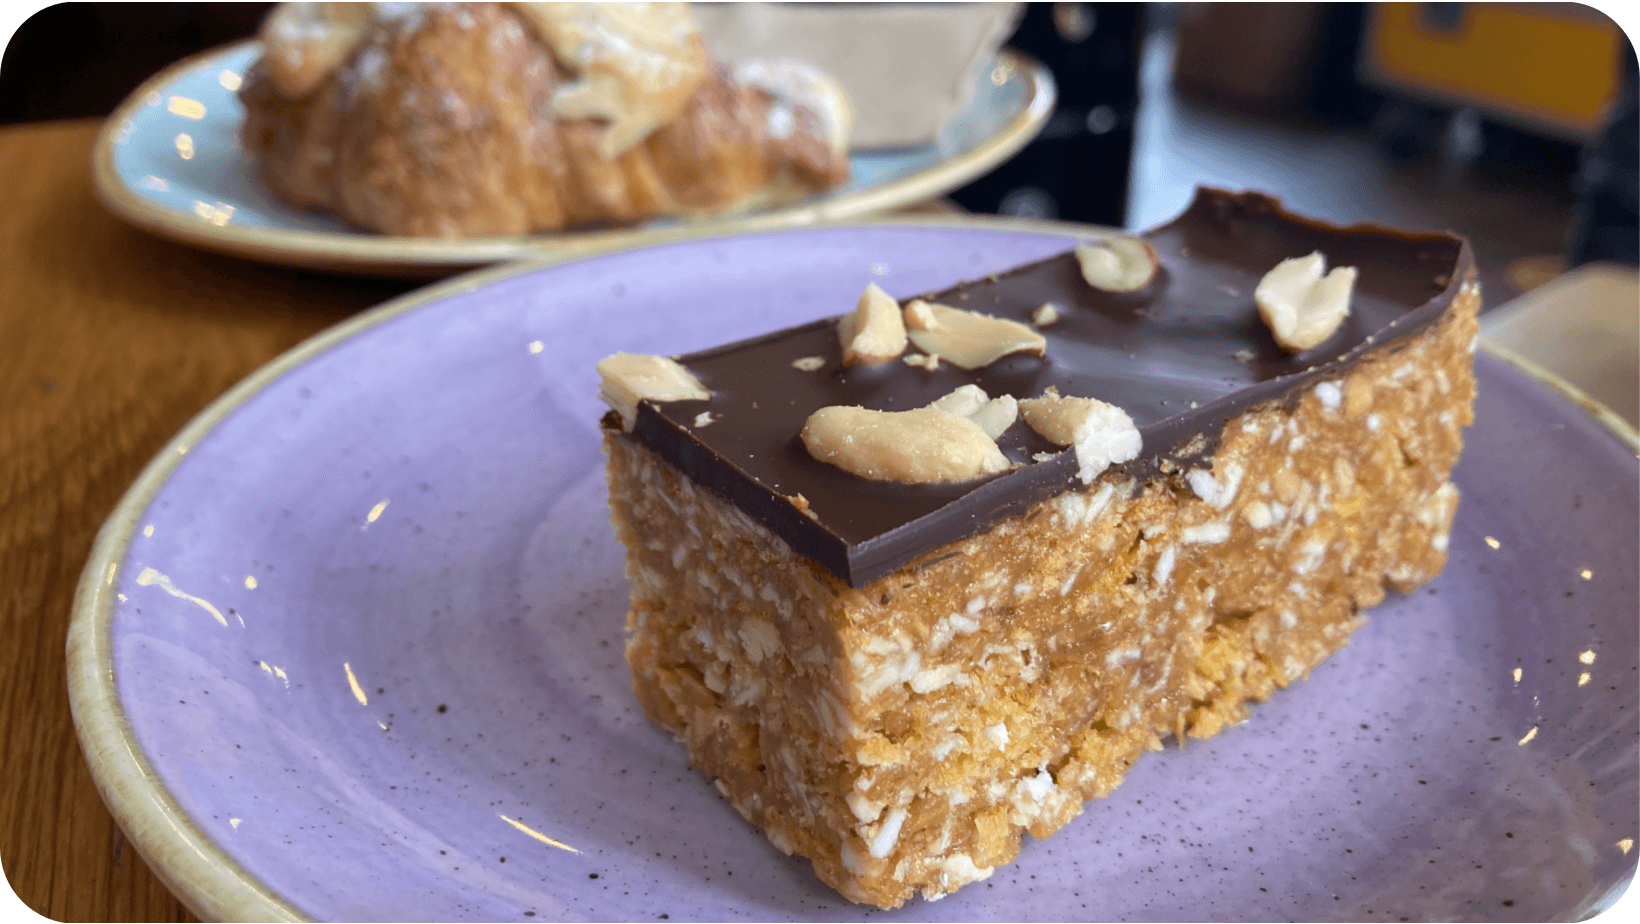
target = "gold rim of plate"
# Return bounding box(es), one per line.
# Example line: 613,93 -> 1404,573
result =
90,40 -> 1057,278
66,218 -> 1639,922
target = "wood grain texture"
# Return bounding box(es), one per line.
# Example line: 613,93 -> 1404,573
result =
0,119 -> 416,922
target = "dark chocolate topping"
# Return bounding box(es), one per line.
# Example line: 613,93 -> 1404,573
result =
622,188 -> 1473,587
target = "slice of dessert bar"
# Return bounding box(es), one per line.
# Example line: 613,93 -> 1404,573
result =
597,188 -> 1479,908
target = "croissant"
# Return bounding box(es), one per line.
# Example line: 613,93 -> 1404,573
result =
239,2 -> 852,238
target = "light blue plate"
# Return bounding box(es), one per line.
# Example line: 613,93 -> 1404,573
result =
92,42 -> 1054,277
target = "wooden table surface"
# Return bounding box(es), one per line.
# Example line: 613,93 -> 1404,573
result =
1,118 -> 417,923
2,117 -> 1635,923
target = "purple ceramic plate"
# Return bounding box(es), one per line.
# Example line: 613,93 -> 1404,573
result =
69,223 -> 1638,922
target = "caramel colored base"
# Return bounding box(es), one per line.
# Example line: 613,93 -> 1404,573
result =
606,283 -> 1479,908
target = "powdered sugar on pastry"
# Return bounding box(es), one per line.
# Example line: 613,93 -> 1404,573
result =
258,1 -> 375,97
509,2 -> 712,159
734,59 -> 854,158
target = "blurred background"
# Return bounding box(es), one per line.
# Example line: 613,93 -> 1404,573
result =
0,9 -> 1635,920
1,1 -> 1635,303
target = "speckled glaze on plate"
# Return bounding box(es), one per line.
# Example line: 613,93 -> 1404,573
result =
68,222 -> 1638,922
90,41 -> 1052,277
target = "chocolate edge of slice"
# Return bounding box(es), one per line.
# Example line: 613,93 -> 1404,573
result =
616,187 -> 1475,588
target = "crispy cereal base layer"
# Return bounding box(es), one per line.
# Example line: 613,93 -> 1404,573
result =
606,282 -> 1479,908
